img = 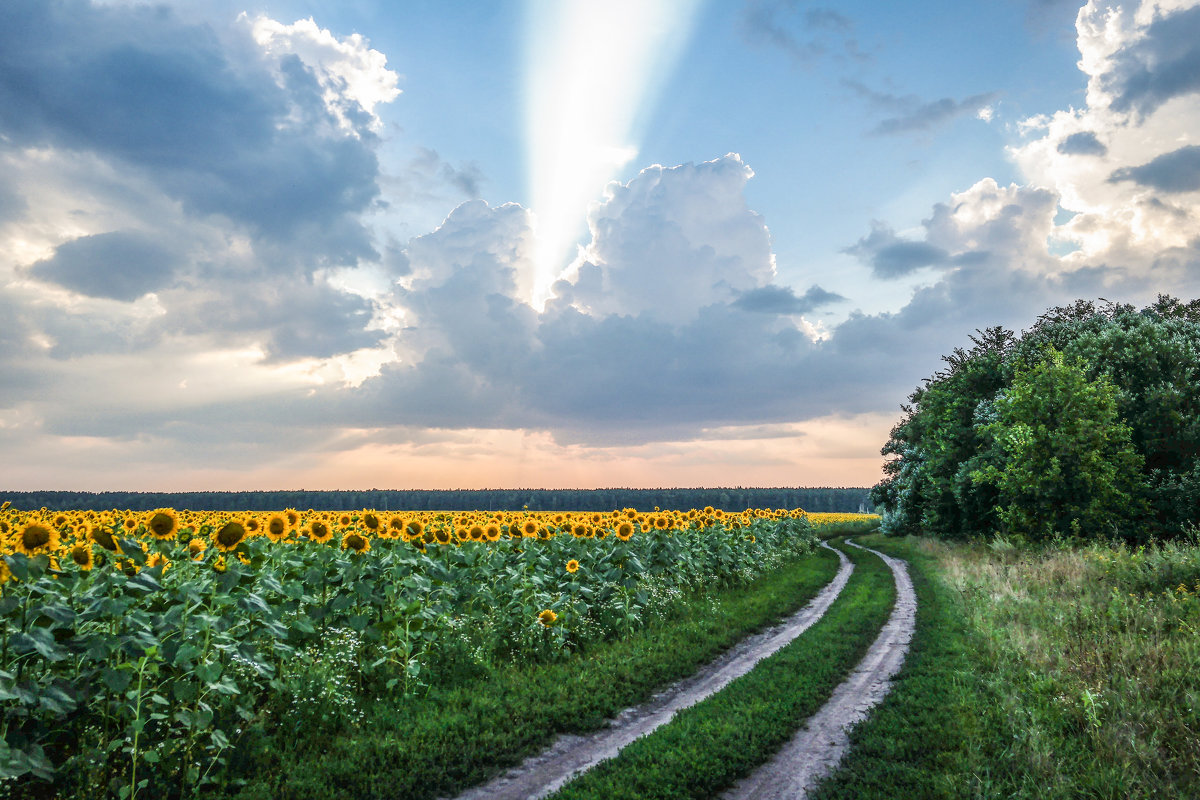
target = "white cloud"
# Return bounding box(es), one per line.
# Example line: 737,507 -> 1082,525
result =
248,15 -> 401,135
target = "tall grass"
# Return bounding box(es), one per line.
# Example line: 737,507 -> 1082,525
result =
927,532 -> 1200,798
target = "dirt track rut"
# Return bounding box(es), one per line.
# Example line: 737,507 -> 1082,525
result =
447,541 -> 854,800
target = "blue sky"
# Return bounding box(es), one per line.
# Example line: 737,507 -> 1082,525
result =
2,0 -> 1199,491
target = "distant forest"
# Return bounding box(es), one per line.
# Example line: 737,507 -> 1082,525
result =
1,487 -> 871,514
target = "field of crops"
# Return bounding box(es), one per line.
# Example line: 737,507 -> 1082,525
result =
0,504 -> 818,797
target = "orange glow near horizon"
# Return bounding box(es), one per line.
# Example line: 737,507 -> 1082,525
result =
0,413 -> 894,493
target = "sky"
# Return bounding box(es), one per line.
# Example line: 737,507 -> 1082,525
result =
2,0 -> 1199,492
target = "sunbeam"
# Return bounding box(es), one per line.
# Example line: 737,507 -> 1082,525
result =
523,0 -> 703,308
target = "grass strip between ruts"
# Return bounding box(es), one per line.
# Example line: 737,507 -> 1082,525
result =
805,533 -> 992,799
230,544 -> 842,800
546,538 -> 896,800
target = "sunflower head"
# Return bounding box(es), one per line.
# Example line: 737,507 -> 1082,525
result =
361,512 -> 382,533
213,555 -> 227,573
537,608 -> 557,627
213,520 -> 248,552
89,525 -> 120,553
145,509 -> 178,540
522,519 -> 538,537
405,520 -> 424,540
285,508 -> 300,528
188,538 -> 207,559
485,524 -> 501,542
434,527 -> 452,545
467,524 -> 484,542
306,519 -> 334,544
566,559 -> 580,574
16,520 -> 59,556
616,521 -> 634,541
342,531 -> 370,554
265,514 -> 289,542
70,543 -> 94,571
147,552 -> 170,573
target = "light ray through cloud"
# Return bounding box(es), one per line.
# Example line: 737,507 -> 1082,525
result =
523,0 -> 703,308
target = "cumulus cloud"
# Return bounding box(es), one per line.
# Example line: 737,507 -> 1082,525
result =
561,155 -> 776,322
843,222 -> 951,278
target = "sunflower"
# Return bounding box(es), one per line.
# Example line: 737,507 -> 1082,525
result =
285,508 -> 301,528
52,513 -> 69,529
147,552 -> 170,573
15,520 -> 59,557
264,514 -> 289,543
342,531 -> 370,554
213,556 -> 227,573
338,513 -> 353,527
406,520 -> 424,540
537,609 -> 557,626
122,515 -> 139,534
485,524 -> 501,542
616,521 -> 634,541
433,527 -> 452,546
86,524 -> 120,553
245,517 -> 262,534
387,515 -> 408,538
522,519 -> 539,537
306,519 -> 334,544
213,520 -> 248,552
566,559 -> 580,574
467,524 -> 484,542
0,559 -> 11,585
145,509 -> 179,540
188,538 -> 207,559
572,524 -> 588,538
361,512 -> 382,535
69,543 -> 94,571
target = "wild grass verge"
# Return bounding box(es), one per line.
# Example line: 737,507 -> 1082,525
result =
813,532 -> 1200,800
547,539 -> 896,800
226,546 -> 841,800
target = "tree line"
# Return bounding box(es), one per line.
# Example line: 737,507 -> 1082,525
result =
872,295 -> 1200,542
2,487 -> 872,514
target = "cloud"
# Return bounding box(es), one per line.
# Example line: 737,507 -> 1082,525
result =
29,231 -> 179,301
871,92 -> 999,136
843,221 -> 951,278
1057,130 -> 1108,156
742,1 -> 862,63
732,284 -> 845,314
1101,3 -> 1200,117
0,0 -> 390,259
1109,145 -> 1200,192
561,154 -> 776,322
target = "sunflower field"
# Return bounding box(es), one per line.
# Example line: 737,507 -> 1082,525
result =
0,503 -> 816,798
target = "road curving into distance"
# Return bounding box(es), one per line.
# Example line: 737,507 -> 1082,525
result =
722,538 -> 917,800
448,541 -> 855,800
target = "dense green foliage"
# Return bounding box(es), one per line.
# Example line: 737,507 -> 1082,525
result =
2,488 -> 871,514
230,544 -> 839,800
873,296 -> 1200,541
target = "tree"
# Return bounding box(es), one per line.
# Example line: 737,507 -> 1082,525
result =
972,349 -> 1149,542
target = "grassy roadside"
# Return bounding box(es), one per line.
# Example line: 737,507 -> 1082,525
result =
227,544 -> 841,800
812,532 -> 1200,800
547,538 -> 896,800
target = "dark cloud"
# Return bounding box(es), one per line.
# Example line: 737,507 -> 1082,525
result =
0,0 -> 381,262
742,0 -> 863,64
30,231 -> 179,301
870,92 -> 997,136
732,284 -> 845,314
1105,4 -> 1200,117
1109,145 -> 1200,193
1057,131 -> 1108,156
843,221 -> 951,278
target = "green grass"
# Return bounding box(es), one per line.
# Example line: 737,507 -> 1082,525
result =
546,538 -> 896,800
227,545 -> 841,800
811,532 -> 1200,800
